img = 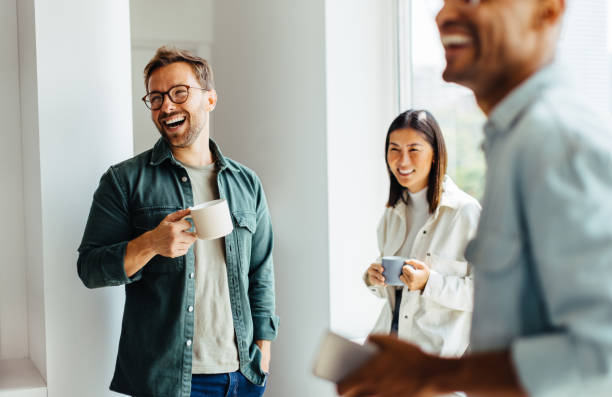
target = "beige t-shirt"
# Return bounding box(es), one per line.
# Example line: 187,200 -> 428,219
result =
180,161 -> 239,374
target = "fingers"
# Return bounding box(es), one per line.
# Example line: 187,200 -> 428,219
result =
402,264 -> 414,275
407,259 -> 426,270
182,231 -> 198,239
165,208 -> 191,222
368,268 -> 386,286
370,263 -> 384,272
368,263 -> 386,286
176,219 -> 194,231
400,271 -> 415,289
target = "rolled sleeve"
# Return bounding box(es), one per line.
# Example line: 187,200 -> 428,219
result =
422,267 -> 473,312
253,314 -> 280,341
77,167 -> 140,288
422,268 -> 443,298
248,175 -> 279,341
78,241 -> 137,287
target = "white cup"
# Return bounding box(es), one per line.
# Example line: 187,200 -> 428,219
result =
187,198 -> 234,240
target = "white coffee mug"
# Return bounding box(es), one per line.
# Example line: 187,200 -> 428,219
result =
187,198 -> 234,240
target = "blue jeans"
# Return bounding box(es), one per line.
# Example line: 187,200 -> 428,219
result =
190,371 -> 267,397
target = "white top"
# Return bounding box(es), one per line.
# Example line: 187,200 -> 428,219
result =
397,187 -> 429,258
365,176 -> 481,357
181,161 -> 239,374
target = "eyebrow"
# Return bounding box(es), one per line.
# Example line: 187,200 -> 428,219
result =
389,142 -> 424,147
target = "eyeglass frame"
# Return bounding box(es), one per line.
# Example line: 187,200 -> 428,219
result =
142,84 -> 209,110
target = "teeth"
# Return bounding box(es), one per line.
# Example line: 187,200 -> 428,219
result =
441,34 -> 473,47
164,115 -> 186,125
398,169 -> 415,176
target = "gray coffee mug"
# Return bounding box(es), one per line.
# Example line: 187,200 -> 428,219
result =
381,256 -> 406,286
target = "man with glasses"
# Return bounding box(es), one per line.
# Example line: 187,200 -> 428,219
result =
77,46 -> 278,397
339,0 -> 612,396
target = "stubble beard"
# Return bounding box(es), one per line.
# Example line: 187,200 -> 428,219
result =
158,111 -> 207,149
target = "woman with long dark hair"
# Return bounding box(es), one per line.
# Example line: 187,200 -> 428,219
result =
365,109 -> 480,358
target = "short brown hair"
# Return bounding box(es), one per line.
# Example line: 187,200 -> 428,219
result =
385,110 -> 448,213
143,46 -> 214,92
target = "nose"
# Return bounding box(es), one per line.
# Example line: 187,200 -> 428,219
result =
436,1 -> 458,32
399,151 -> 412,167
160,92 -> 176,113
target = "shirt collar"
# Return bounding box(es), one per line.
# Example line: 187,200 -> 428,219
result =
484,62 -> 563,143
438,175 -> 461,210
391,175 -> 461,218
149,137 -> 238,172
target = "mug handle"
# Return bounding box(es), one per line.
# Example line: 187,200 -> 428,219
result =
181,215 -> 196,234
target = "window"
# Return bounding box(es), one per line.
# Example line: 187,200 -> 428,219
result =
400,0 -> 486,199
400,0 -> 612,200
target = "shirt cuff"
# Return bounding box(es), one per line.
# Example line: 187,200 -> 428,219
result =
105,241 -> 139,285
253,314 -> 280,341
422,268 -> 443,299
511,334 -> 584,397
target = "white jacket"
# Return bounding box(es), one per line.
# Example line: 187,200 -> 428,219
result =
366,176 -> 481,357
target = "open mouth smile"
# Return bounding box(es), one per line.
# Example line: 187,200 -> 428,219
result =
398,169 -> 415,176
162,115 -> 187,130
441,34 -> 474,51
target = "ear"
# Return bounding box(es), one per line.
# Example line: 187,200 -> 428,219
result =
207,90 -> 218,112
536,0 -> 565,26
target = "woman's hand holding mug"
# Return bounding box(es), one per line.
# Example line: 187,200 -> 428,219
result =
400,259 -> 430,290
367,263 -> 386,286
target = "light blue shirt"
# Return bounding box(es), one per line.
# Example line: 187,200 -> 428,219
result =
466,63 -> 612,397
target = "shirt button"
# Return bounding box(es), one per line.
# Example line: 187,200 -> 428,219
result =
423,230 -> 427,234
181,176 -> 188,182
189,272 -> 194,279
426,252 -> 431,257
186,339 -> 192,347
188,306 -> 194,312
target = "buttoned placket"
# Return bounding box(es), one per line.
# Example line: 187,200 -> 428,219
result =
177,165 -> 196,396
399,212 -> 436,328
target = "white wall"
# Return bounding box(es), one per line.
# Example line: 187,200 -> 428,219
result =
212,1 -> 333,396
24,0 -> 133,395
17,0 -> 46,378
130,0 -> 214,154
0,0 -> 28,361
326,0 -> 399,340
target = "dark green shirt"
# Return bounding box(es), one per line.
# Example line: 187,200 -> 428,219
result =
77,138 -> 279,397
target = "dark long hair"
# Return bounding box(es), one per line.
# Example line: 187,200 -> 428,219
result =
385,110 -> 447,213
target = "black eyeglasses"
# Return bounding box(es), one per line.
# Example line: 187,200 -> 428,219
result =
142,84 -> 208,110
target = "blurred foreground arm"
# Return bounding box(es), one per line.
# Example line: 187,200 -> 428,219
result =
337,335 -> 526,397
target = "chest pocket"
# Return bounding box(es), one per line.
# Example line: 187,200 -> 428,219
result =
231,211 -> 256,272
427,253 -> 469,277
132,206 -> 184,273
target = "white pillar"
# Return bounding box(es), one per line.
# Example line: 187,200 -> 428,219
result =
0,0 -> 28,363
18,0 -> 133,396
326,0 -> 397,339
